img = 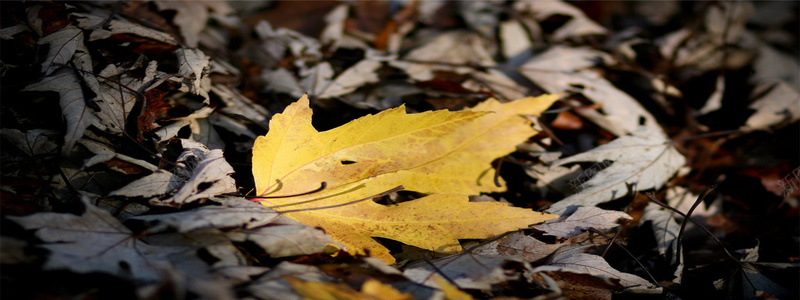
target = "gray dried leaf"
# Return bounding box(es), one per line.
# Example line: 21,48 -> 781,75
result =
0,129 -> 59,157
110,139 -> 236,207
743,81 -> 800,130
24,68 -> 99,155
246,262 -> 333,300
404,254 -> 532,290
37,25 -> 82,75
521,47 -> 658,136
533,206 -> 632,238
7,195 -> 243,282
73,12 -> 177,44
225,215 -> 338,258
130,197 -> 279,233
535,246 -> 657,291
472,231 -> 564,263
548,126 -> 686,214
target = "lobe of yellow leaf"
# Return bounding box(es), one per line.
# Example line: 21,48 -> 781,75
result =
286,277 -> 413,300
361,279 -> 415,300
252,94 -> 561,263
433,275 -> 474,300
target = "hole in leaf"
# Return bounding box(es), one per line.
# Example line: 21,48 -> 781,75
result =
118,261 -> 131,274
197,181 -> 213,192
340,160 -> 356,165
196,248 -> 220,265
568,83 -> 585,90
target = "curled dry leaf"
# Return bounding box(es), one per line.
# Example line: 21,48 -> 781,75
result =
251,94 -> 561,263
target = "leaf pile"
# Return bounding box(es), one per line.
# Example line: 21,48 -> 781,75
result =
1,1 -> 798,300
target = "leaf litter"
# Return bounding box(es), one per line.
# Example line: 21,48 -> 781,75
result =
1,1 -> 798,299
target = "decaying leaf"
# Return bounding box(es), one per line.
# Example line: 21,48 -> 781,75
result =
7,194 -> 243,282
743,81 -> 800,130
110,139 -> 236,207
245,262 -> 333,300
514,0 -> 607,41
472,231 -> 564,263
36,25 -> 83,76
225,215 -> 339,258
73,12 -> 178,44
533,246 -> 658,291
0,129 -> 59,157
128,197 -> 279,232
404,254 -> 532,290
24,67 -> 99,155
287,277 -> 414,300
521,46 -> 660,136
533,206 -> 632,238
640,202 -> 681,259
252,94 -> 561,263
547,126 -> 686,214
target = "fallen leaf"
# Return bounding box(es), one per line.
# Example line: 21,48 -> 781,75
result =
743,81 -> 800,130
533,206 -> 632,238
246,262 -> 334,300
751,43 -> 800,92
154,1 -> 216,48
520,47 -> 659,136
286,277 -> 366,299
390,31 -> 528,100
225,215 -> 339,258
499,19 -> 532,58
287,277 -> 414,300
404,254 -> 532,290
176,48 -> 210,95
532,270 -> 620,300
514,0 -> 607,41
300,62 -> 335,98
361,279 -> 416,300
73,12 -> 178,45
260,68 -> 306,98
252,94 -> 560,263
432,275 -> 474,300
24,68 -> 99,155
698,75 -> 725,115
36,25 -> 82,76
640,202 -> 681,259
110,139 -> 236,207
0,129 -> 59,157
472,231 -> 564,263
547,126 -> 686,214
0,24 -> 29,40
7,194 -> 244,282
128,197 -> 280,233
318,55 -> 383,99
533,246 -> 658,291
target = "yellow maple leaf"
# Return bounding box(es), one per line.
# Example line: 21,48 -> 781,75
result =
252,94 -> 560,263
286,277 -> 413,300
